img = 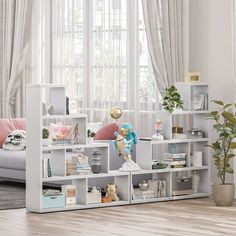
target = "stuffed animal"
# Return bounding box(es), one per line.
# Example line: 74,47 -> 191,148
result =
3,130 -> 26,151
105,183 -> 120,201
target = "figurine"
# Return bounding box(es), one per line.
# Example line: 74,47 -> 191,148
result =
114,123 -> 141,171
105,183 -> 120,201
151,119 -> 164,140
72,123 -> 79,145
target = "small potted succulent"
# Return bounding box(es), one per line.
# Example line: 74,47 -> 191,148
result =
162,85 -> 184,113
42,127 -> 51,146
207,100 -> 236,206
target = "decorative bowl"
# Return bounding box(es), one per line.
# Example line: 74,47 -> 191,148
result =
139,180 -> 149,191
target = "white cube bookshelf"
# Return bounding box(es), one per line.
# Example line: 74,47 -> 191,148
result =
26,84 -> 129,213
26,83 -> 210,213
135,82 -> 210,202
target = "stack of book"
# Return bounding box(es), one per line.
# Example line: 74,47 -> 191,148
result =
193,93 -> 208,110
163,153 -> 186,168
72,153 -> 91,175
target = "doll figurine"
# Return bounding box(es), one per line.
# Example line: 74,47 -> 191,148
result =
72,123 -> 79,145
151,119 -> 164,140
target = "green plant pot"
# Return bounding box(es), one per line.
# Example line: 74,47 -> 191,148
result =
213,183 -> 235,206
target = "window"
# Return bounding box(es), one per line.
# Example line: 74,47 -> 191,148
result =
51,0 -> 157,126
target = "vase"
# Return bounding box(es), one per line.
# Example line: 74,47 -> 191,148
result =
213,183 -> 235,206
192,171 -> 200,194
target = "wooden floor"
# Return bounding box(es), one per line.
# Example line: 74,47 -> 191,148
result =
1,198 -> 236,236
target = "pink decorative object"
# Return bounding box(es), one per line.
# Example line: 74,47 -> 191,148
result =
0,118 -> 26,147
94,123 -> 119,140
49,122 -> 72,139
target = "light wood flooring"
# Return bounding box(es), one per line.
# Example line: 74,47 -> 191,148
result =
1,198 -> 236,236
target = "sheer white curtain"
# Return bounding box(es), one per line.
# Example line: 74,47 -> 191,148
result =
0,0 -> 33,118
142,0 -> 185,91
51,0 -> 158,136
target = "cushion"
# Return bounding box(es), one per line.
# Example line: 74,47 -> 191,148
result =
0,118 -> 26,147
2,129 -> 26,151
94,123 -> 119,140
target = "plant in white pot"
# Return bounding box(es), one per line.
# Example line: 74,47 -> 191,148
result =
162,85 -> 184,113
207,100 -> 236,206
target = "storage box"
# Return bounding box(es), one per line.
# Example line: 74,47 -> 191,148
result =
42,193 -> 65,209
61,185 -> 76,206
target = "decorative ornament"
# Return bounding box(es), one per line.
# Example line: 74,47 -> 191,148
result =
151,119 -> 164,140
114,123 -> 141,172
110,107 -> 122,120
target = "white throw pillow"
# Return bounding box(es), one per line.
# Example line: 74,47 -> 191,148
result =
3,130 -> 26,151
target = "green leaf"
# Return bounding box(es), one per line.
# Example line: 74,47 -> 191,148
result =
211,100 -> 224,106
227,153 -> 235,159
229,142 -> 236,149
225,167 -> 234,174
224,104 -> 232,109
222,111 -> 236,123
213,124 -> 223,131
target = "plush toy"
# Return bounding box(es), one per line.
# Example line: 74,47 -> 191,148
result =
3,130 -> 26,151
105,183 -> 120,201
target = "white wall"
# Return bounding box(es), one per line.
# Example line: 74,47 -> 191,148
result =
189,0 -> 234,184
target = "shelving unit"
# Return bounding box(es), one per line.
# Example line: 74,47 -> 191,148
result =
26,84 -> 129,213
26,82 -> 210,213
135,82 -> 210,204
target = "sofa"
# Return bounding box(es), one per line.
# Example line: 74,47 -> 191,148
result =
0,120 -> 125,182
0,118 -> 26,181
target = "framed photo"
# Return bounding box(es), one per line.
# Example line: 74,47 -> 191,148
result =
185,72 -> 201,83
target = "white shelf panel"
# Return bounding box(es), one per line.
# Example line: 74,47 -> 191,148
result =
42,142 -> 109,151
172,110 -> 209,115
131,197 -> 172,204
42,171 -> 129,182
86,200 -> 129,209
131,169 -> 172,175
27,84 -> 65,88
171,166 -> 209,172
139,138 -> 209,144
130,166 -> 208,176
40,204 -> 87,213
38,201 -> 129,213
171,193 -> 209,200
175,82 -> 208,86
42,114 -> 87,120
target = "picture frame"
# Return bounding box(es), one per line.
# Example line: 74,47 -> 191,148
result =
185,72 -> 201,83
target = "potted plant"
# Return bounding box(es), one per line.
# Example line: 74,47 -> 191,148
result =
42,127 -> 51,146
207,100 -> 236,206
162,85 -> 184,113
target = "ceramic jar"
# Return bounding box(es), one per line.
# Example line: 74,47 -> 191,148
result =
91,151 -> 102,174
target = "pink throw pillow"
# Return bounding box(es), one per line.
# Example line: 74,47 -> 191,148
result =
94,123 -> 119,140
12,118 -> 26,130
0,118 -> 26,148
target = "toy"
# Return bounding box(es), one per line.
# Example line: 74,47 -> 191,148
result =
114,123 -> 141,171
151,119 -> 164,140
105,183 -> 120,201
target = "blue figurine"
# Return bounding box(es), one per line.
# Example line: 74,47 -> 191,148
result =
114,123 -> 141,171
